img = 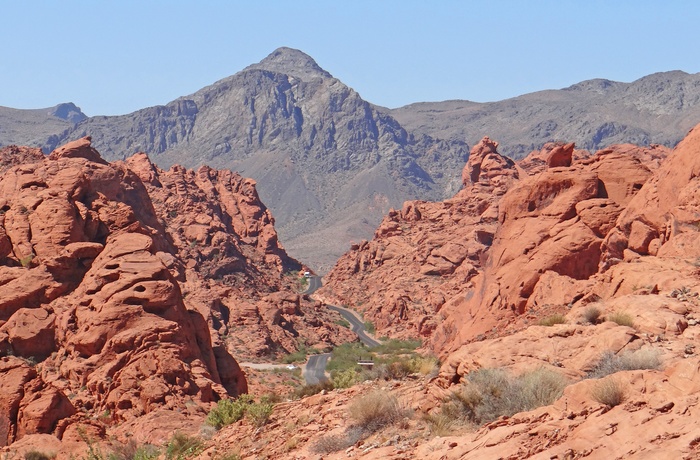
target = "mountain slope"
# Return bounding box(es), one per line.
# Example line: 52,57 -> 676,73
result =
46,48 -> 468,271
390,70 -> 700,158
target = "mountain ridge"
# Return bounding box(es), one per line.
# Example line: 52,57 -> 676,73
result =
1,49 -> 699,269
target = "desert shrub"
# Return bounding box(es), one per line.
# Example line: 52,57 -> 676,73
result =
413,355 -> 440,377
586,349 -> 662,378
364,320 -> 376,334
608,311 -> 635,328
373,338 -> 421,354
206,394 -> 253,429
591,377 -> 626,407
165,433 -> 204,460
107,440 -> 159,460
292,380 -> 334,399
538,314 -> 567,327
422,412 -> 455,436
332,368 -> 363,389
326,342 -> 369,373
311,427 -> 364,454
24,451 -> 55,460
443,367 -> 567,425
311,433 -> 354,454
348,390 -> 408,433
583,306 -> 602,324
247,401 -> 274,427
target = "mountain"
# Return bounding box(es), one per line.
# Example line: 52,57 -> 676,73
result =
39,48 -> 469,271
390,70 -> 700,158
0,102 -> 86,149
3,51 -> 700,271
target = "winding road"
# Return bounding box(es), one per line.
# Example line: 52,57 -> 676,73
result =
299,276 -> 381,383
240,276 -> 380,385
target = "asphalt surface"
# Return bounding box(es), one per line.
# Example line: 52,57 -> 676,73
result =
304,353 -> 331,384
327,305 -> 381,348
299,275 -> 381,384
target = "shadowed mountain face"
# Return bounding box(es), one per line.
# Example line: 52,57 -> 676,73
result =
35,48 -> 470,271
390,70 -> 700,159
2,50 -> 699,269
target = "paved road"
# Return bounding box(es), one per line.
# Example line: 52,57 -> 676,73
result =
327,304 -> 381,348
306,275 -> 381,348
304,353 -> 331,384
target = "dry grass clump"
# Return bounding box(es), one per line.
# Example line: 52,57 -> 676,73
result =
586,349 -> 662,379
312,390 -> 410,453
538,314 -> 567,327
348,390 -> 408,432
24,452 -> 55,460
608,311 -> 635,328
434,367 -> 568,428
582,306 -> 602,324
591,377 -> 626,407
291,380 -> 334,399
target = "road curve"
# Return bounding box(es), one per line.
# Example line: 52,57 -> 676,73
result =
305,276 -> 381,348
304,353 -> 331,384
327,304 -> 381,348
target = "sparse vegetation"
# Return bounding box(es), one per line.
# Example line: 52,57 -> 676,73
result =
24,451 -> 55,460
591,377 -> 626,407
348,390 -> 409,432
206,394 -> 253,429
107,440 -> 159,460
586,349 -> 662,379
608,311 -> 635,328
334,318 -> 351,328
165,433 -> 204,460
538,314 -> 567,327
363,320 -> 376,334
307,390 -> 412,453
434,367 -> 568,428
292,380 -> 334,399
247,401 -> 274,427
206,394 -> 275,429
583,306 -> 602,324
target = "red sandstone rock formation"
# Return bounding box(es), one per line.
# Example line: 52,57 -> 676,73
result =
0,139 -> 353,452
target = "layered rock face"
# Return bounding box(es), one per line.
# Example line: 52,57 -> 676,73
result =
319,136 -> 673,352
303,129 -> 700,458
0,138 -> 352,451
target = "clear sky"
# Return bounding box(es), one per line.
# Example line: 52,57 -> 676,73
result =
2,0 -> 698,116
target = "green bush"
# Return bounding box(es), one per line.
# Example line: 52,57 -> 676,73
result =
206,394 -> 253,429
247,401 -> 274,427
332,368 -> 363,389
292,380 -> 334,399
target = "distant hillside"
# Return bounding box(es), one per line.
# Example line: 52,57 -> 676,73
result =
2,52 -> 700,269
389,70 -> 700,158
39,48 -> 469,271
0,102 -> 85,148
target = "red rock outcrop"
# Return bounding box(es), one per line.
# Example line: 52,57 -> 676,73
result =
317,137 -> 519,338
0,138 -> 353,453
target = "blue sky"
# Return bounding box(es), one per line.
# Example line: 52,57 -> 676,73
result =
2,1 -> 698,116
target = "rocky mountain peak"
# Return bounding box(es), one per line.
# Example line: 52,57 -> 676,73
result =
48,102 -> 87,124
245,46 -> 332,81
